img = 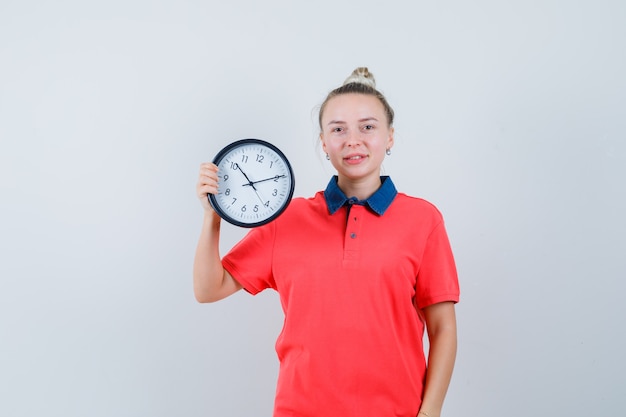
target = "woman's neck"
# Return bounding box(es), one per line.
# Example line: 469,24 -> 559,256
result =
337,175 -> 382,201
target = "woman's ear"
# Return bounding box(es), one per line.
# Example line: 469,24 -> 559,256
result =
387,127 -> 395,150
320,133 -> 327,153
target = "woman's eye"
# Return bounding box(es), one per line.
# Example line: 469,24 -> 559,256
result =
333,127 -> 343,133
364,125 -> 374,130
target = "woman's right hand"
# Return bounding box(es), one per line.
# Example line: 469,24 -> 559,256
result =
196,162 -> 220,212
194,162 -> 243,302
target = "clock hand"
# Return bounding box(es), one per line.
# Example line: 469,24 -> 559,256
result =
235,163 -> 268,206
242,174 -> 287,187
234,163 -> 258,191
249,184 -> 268,207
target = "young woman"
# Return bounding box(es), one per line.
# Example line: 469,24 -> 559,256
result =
194,68 -> 460,417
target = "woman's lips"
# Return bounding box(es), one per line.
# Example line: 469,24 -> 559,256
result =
343,154 -> 368,165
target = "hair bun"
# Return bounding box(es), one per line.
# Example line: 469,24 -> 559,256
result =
343,67 -> 376,88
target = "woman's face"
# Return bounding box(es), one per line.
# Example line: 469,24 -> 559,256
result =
320,93 -> 394,185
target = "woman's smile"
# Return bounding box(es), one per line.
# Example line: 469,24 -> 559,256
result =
344,153 -> 368,164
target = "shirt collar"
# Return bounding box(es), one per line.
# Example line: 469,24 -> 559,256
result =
324,176 -> 397,216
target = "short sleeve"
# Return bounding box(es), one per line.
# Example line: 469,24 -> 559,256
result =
415,219 -> 460,309
221,221 -> 277,295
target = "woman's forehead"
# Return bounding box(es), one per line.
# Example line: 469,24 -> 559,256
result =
322,94 -> 386,119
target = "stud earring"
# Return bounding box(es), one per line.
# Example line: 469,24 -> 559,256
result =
326,153 -> 330,160
386,149 -> 391,156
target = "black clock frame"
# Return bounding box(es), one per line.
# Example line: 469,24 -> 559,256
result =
208,138 -> 295,228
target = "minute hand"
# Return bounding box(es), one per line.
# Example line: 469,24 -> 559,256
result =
242,174 -> 287,186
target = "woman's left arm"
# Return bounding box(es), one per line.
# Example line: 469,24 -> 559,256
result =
418,301 -> 458,417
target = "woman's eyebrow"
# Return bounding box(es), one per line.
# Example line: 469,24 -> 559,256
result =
326,117 -> 379,126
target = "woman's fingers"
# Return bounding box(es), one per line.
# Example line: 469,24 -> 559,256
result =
197,163 -> 220,209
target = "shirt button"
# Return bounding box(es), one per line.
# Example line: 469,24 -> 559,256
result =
350,233 -> 357,239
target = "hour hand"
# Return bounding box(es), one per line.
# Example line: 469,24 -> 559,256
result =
235,163 -> 258,190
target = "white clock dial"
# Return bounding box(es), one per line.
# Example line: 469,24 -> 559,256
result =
209,139 -> 295,227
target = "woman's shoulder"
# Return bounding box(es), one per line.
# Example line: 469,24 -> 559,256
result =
263,192 -> 326,231
279,192 -> 326,218
393,192 -> 445,220
288,191 -> 326,208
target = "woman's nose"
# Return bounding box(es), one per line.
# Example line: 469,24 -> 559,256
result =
345,131 -> 362,147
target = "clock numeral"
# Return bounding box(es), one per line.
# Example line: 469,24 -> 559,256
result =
241,155 -> 249,163
253,205 -> 259,212
230,197 -> 237,205
256,154 -> 264,163
269,161 -> 274,168
241,205 -> 247,212
223,174 -> 229,181
264,200 -> 270,207
272,189 -> 278,196
230,161 -> 238,170
225,188 -> 231,196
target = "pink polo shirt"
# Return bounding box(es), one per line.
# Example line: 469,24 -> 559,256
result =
222,178 -> 459,417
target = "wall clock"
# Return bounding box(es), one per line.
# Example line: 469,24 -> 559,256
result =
209,139 -> 295,227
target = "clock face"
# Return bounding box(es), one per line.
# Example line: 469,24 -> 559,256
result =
209,139 -> 295,227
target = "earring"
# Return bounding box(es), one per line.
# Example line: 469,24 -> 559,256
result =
386,149 -> 391,156
326,153 -> 330,160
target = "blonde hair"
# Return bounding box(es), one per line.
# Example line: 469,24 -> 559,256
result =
318,67 -> 395,130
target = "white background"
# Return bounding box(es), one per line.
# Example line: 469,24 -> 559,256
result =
1,1 -> 624,416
